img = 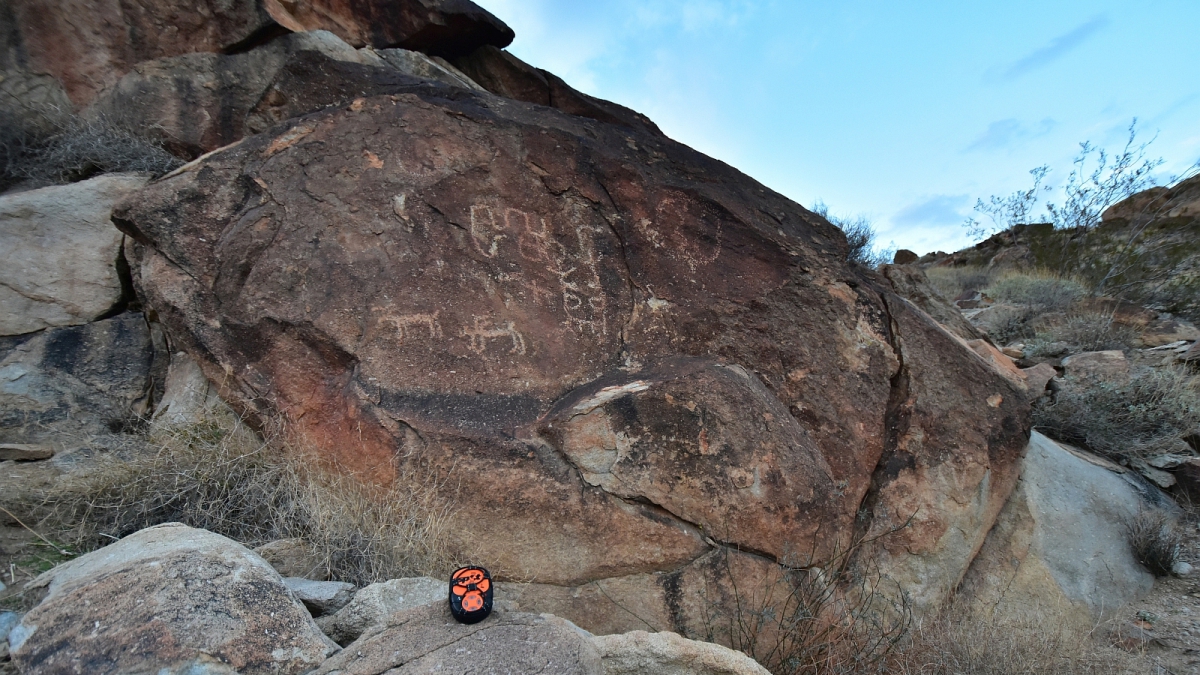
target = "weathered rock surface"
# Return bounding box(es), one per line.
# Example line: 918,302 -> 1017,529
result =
591,630 -> 770,675
453,45 -> 663,136
960,432 -> 1164,626
1020,362 -> 1057,400
1139,317 -> 1200,347
253,538 -> 327,580
10,523 -> 337,675
151,351 -> 229,431
283,577 -> 356,617
85,31 -> 374,159
1061,349 -> 1129,382
0,173 -> 148,335
115,79 -> 1029,620
880,264 -> 986,341
0,312 -> 153,445
4,0 -> 511,107
317,576 -> 444,646
313,603 -> 602,675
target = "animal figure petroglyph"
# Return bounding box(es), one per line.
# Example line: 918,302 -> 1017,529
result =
463,316 -> 527,356
373,310 -> 443,343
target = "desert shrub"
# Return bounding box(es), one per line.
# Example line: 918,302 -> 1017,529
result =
1,108 -> 181,188
812,200 -> 894,268
924,266 -> 995,301
34,414 -> 455,585
984,271 -> 1088,310
1124,508 -> 1182,578
696,528 -> 911,675
978,305 -> 1042,347
1024,312 -> 1141,355
1033,364 -> 1200,462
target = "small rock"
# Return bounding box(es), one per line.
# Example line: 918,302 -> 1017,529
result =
1146,340 -> 1188,352
1020,362 -> 1057,400
1061,350 -> 1130,382
284,577 -> 357,617
1173,561 -> 1195,577
1139,318 -> 1200,347
0,444 -> 54,461
1111,621 -> 1158,651
317,576 -> 445,646
254,538 -> 327,580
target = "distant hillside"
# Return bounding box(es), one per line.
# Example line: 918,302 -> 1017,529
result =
921,174 -> 1200,320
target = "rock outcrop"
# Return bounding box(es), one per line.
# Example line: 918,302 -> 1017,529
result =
0,174 -> 148,335
115,71 -> 1030,625
960,432 -> 1168,627
9,523 -> 337,675
2,0 -> 512,107
317,576 -> 445,645
0,312 -> 154,445
591,630 -> 771,675
312,603 -> 602,675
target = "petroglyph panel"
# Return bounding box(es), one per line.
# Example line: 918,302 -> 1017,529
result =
463,316 -> 527,355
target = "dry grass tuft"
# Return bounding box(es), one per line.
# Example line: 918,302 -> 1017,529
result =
1026,311 -> 1142,355
888,607 -> 1143,675
924,265 -> 996,301
984,270 -> 1089,310
1124,509 -> 1182,578
32,413 -> 456,586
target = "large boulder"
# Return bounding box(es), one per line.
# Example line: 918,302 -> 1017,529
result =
0,173 -> 148,335
0,312 -> 153,445
3,0 -> 512,107
313,603 -> 601,675
959,432 -> 1166,627
879,263 -> 986,341
84,32 -> 484,160
114,80 -> 1029,626
453,45 -> 663,136
9,523 -> 337,675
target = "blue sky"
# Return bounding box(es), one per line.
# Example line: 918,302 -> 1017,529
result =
474,0 -> 1200,255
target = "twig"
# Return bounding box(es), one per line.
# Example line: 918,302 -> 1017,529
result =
0,504 -> 72,556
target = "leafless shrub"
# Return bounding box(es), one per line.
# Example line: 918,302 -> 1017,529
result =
979,305 -> 1043,346
1,107 -> 181,189
812,200 -> 894,268
1029,312 -> 1140,354
696,527 -> 911,675
32,414 -> 456,586
1124,509 -> 1182,578
1033,364 -> 1200,463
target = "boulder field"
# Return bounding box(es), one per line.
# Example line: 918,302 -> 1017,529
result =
113,69 -> 1029,625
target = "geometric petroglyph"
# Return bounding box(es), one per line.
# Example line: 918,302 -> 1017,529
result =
463,316 -> 527,356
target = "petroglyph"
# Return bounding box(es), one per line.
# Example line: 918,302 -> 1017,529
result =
466,203 -> 610,337
641,196 -> 723,272
469,205 -> 506,257
370,310 -> 443,344
463,316 -> 527,356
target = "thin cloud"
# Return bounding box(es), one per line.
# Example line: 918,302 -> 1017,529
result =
988,16 -> 1109,82
893,194 -> 970,227
966,118 -> 1055,151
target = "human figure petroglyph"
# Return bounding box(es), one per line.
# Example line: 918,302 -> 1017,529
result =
470,205 -> 505,257
463,316 -> 527,356
466,203 -> 610,336
370,310 -> 443,344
